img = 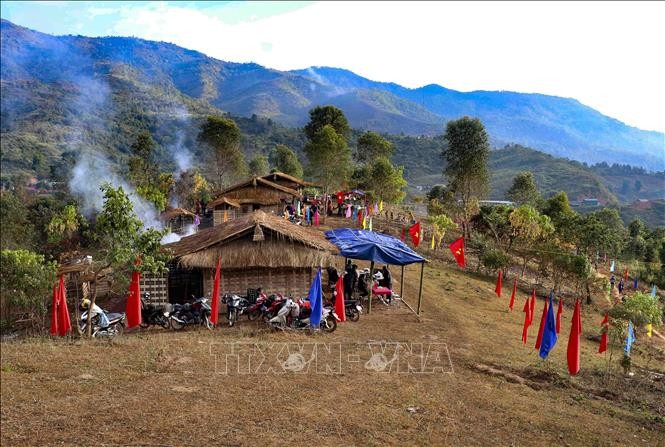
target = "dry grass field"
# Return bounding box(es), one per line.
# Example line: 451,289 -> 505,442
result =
2,260 -> 664,446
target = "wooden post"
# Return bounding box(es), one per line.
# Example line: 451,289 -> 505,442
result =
417,262 -> 425,316
400,265 -> 405,298
368,261 -> 374,314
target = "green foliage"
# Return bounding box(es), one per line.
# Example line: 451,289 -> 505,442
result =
47,204 -> 85,245
173,169 -> 212,210
198,115 -> 247,187
353,157 -> 407,203
509,205 -> 554,243
506,171 -> 540,206
0,192 -> 35,250
303,124 -> 352,194
576,208 -> 627,260
474,205 -> 514,247
609,292 -> 663,328
355,131 -> 394,163
248,154 -> 270,177
0,249 -> 57,329
480,248 -> 510,272
442,117 -> 490,237
270,144 -> 303,178
303,106 -> 350,142
127,132 -> 168,211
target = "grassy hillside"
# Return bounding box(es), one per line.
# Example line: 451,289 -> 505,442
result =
2,260 -> 663,446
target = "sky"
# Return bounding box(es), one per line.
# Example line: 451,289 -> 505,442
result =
2,1 -> 664,132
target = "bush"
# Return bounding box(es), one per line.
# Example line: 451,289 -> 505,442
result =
609,292 -> 663,328
0,249 -> 58,331
481,248 -> 510,272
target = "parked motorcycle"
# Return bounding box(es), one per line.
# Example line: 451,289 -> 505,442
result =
222,293 -> 250,327
140,293 -> 170,329
245,293 -> 282,321
80,299 -> 126,337
168,296 -> 212,330
269,298 -> 338,332
330,289 -> 362,322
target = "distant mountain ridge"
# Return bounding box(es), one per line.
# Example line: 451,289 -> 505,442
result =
1,19 -> 663,171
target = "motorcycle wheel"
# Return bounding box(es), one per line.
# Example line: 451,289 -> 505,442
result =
247,308 -> 261,321
204,316 -> 213,330
158,315 -> 170,329
170,316 -> 186,331
321,315 -> 337,333
113,322 -> 125,336
229,309 -> 237,327
347,308 -> 360,322
139,320 -> 151,329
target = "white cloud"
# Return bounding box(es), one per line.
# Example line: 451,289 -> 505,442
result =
51,1 -> 665,132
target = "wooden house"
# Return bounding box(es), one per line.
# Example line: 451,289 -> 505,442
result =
208,176 -> 301,225
164,210 -> 338,302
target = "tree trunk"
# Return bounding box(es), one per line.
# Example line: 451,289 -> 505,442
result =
585,280 -> 592,305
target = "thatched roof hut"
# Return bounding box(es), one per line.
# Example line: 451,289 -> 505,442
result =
160,207 -> 197,235
163,211 -> 338,300
261,171 -> 316,190
208,176 -> 301,225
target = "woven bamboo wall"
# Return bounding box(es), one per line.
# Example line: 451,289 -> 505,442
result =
140,273 -> 168,306
202,267 -> 314,298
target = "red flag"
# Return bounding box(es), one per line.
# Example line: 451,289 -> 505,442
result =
598,313 -> 609,354
358,209 -> 363,226
125,270 -> 142,328
534,299 -> 548,350
494,270 -> 502,297
623,268 -> 629,282
556,298 -> 563,334
449,237 -> 465,268
521,298 -> 530,344
409,222 -> 421,247
400,226 -> 405,241
50,283 -> 59,336
567,299 -> 582,375
57,275 -> 71,336
210,257 -> 221,325
509,277 -> 517,311
529,289 -> 536,325
334,277 -> 346,323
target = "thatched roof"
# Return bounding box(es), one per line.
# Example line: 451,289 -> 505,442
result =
57,255 -> 93,275
164,210 -> 338,269
161,207 -> 196,221
207,196 -> 241,209
217,176 -> 300,197
262,171 -> 307,186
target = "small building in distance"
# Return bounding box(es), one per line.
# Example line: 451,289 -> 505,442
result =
207,173 -> 303,225
163,210 -> 338,303
160,207 -> 197,235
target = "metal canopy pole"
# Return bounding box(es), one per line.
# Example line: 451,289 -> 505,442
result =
417,262 -> 425,316
400,265 -> 405,299
368,260 -> 374,314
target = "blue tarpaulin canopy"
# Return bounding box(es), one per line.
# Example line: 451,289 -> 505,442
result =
325,228 -> 426,266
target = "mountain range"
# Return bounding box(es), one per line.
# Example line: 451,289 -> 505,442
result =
1,18 -> 663,175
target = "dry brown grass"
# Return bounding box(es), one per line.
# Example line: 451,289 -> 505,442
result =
1,260 -> 663,446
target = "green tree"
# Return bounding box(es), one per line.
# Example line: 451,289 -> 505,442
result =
0,249 -> 57,332
442,117 -> 490,238
353,157 -> 407,204
0,192 -> 35,250
248,154 -> 270,177
576,208 -> 627,265
542,191 -> 578,242
47,204 -> 87,254
634,179 -> 643,192
85,185 -> 168,336
127,132 -> 168,211
303,106 -> 350,142
625,218 -> 647,259
355,131 -> 394,163
198,116 -> 247,187
174,169 -> 212,211
303,124 -> 353,206
509,205 -> 554,275
506,171 -> 540,206
271,145 -> 304,178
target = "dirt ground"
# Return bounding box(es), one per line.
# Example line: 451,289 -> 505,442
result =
1,261 -> 664,446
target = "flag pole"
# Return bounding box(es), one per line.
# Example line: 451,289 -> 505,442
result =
400,265 -> 405,298
368,261 -> 374,314
417,262 -> 424,316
